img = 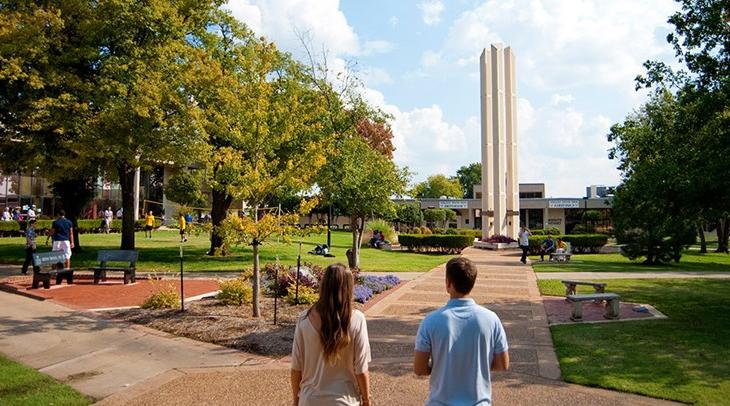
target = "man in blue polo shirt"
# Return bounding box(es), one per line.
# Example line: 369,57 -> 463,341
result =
414,257 -> 509,405
50,210 -> 75,268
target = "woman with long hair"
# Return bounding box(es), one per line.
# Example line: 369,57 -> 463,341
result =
291,263 -> 371,406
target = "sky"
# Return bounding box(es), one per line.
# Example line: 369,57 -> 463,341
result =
225,0 -> 680,197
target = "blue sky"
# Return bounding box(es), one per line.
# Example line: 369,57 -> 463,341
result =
227,0 -> 680,197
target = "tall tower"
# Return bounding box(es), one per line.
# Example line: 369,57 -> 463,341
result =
480,44 -> 519,239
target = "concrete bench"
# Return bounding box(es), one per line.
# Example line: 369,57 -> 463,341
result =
567,293 -> 620,321
31,251 -> 74,289
549,252 -> 572,262
93,249 -> 138,284
561,280 -> 606,296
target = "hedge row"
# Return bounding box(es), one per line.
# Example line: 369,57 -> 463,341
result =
431,228 -> 482,239
527,234 -> 608,254
1,219 -> 162,237
399,234 -> 474,254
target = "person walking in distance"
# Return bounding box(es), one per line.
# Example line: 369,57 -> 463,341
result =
21,218 -> 37,274
291,264 -> 372,406
518,226 -> 531,264
144,211 -> 155,238
178,213 -> 187,243
103,206 -> 113,234
414,257 -> 509,406
49,210 -> 74,269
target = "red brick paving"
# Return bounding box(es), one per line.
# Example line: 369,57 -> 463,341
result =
542,295 -> 657,324
0,275 -> 219,310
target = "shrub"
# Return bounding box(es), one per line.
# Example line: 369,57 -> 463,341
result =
398,234 -> 474,254
412,227 -> 422,234
484,234 -> 516,243
141,284 -> 180,309
287,284 -> 318,305
0,221 -> 21,236
354,284 -> 373,303
397,203 -> 423,227
420,226 -> 432,235
457,229 -> 481,239
274,266 -> 319,296
218,278 -> 253,306
135,218 -> 162,230
366,218 -> 396,241
530,229 -> 545,235
562,234 -> 610,253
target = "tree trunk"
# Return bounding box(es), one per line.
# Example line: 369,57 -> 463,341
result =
252,241 -> 261,317
698,221 -> 707,254
208,188 -> 234,256
348,217 -> 361,269
717,217 -> 730,253
52,176 -> 96,253
118,164 -> 137,250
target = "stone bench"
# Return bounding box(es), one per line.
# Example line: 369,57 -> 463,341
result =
567,293 -> 620,321
31,251 -> 74,289
561,280 -> 607,296
92,249 -> 138,284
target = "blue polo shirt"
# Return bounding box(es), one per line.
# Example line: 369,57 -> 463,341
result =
51,217 -> 73,242
415,298 -> 508,406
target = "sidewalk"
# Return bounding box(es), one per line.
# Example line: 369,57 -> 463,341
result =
536,271 -> 730,280
0,250 -> 679,405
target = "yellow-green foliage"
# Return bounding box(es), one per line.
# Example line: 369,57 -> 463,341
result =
141,284 -> 180,310
420,226 -> 432,235
287,284 -> 318,305
218,278 -> 253,306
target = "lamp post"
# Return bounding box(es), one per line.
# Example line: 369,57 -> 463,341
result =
179,244 -> 185,311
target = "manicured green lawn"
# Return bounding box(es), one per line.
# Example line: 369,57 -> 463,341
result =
0,354 -> 90,406
532,250 -> 730,273
0,230 -> 451,273
539,278 -> 730,405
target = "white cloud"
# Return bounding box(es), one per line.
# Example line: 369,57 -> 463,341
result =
361,67 -> 393,87
418,0 -> 445,25
389,16 -> 399,27
362,40 -> 395,55
444,0 -> 676,90
550,93 -> 574,106
421,50 -> 442,68
226,0 -> 360,56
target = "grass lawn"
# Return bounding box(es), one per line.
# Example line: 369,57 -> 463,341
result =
538,278 -> 730,405
0,354 -> 90,406
532,250 -> 730,273
0,230 -> 452,273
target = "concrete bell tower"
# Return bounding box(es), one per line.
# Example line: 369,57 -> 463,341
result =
480,44 -> 519,239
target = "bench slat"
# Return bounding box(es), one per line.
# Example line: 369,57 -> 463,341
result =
568,293 -> 619,301
561,280 -> 606,287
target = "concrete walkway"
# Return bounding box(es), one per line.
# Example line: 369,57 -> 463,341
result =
0,251 -> 679,405
537,271 -> 730,280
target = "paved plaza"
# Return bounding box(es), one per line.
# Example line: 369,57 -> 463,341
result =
0,250 -> 679,405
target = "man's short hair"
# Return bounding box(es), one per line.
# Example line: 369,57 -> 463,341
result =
58,209 -> 65,216
446,257 -> 478,295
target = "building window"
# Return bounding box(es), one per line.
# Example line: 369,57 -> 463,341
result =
519,192 -> 543,198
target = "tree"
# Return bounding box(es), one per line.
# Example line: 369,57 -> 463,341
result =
412,174 -> 463,199
319,137 -> 408,269
0,2 -> 101,250
356,119 -> 395,158
164,171 -> 207,209
397,203 -> 423,229
456,163 -> 481,198
608,90 -> 697,263
636,0 -> 730,253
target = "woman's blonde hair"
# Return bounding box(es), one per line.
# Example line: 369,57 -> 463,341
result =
310,263 -> 354,363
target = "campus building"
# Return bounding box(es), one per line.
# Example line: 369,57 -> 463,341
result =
407,183 -> 613,235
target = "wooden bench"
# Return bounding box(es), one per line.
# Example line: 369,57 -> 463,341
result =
561,280 -> 606,296
31,251 -> 74,289
92,250 -> 138,285
567,293 -> 620,321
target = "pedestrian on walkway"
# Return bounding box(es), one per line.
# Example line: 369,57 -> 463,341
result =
291,263 -> 372,406
103,206 -> 113,234
144,211 -> 155,238
21,218 -> 37,274
49,210 -> 74,269
518,226 -> 531,264
178,213 -> 187,242
414,257 -> 510,406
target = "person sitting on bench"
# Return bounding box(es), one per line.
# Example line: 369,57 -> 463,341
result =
540,235 -> 556,261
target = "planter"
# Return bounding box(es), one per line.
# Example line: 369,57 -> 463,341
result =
473,241 -> 519,250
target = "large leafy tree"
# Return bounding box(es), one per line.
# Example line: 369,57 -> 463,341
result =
411,174 -> 463,199
456,163 -> 481,199
319,137 -> 408,269
192,13 -> 329,316
0,1 -> 101,250
635,0 -> 730,253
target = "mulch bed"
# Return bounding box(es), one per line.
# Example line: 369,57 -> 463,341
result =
102,283 -> 403,358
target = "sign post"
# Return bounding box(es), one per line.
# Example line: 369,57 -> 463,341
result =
179,244 -> 185,312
